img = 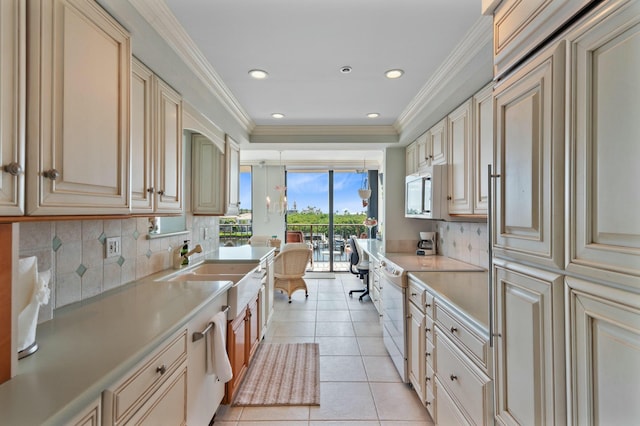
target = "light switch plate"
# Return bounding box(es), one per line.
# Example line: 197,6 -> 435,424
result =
106,236 -> 122,258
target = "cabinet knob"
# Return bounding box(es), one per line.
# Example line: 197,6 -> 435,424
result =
426,351 -> 431,357
2,162 -> 23,176
425,303 -> 431,308
411,292 -> 417,297
450,326 -> 458,333
450,374 -> 458,381
42,169 -> 60,181
156,365 -> 167,375
447,195 -> 452,200
426,328 -> 431,333
425,375 -> 431,381
147,187 -> 155,193
157,189 -> 165,196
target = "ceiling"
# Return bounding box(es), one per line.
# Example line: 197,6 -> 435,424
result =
99,0 -> 494,165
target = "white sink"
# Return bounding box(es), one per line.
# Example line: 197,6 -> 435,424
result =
158,262 -> 264,318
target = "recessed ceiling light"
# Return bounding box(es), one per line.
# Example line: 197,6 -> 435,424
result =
340,66 -> 352,74
271,113 -> 285,119
248,69 -> 268,79
385,69 -> 404,79
367,113 -> 380,118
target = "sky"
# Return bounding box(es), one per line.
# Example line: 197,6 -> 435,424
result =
239,170 -> 370,214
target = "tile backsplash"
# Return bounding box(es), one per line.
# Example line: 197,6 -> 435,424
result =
435,221 -> 489,269
19,214 -> 220,322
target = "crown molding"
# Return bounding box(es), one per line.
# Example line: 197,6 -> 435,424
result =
129,0 -> 255,133
250,125 -> 399,144
394,15 -> 493,134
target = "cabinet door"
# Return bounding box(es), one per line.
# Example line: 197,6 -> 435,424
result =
408,302 -> 426,402
493,260 -> 565,426
192,134 -> 225,215
247,296 -> 260,361
567,277 -> 640,425
473,84 -> 493,215
0,0 -> 24,216
416,132 -> 430,172
448,99 -> 473,214
154,78 -> 182,213
406,141 -> 417,176
225,311 -> 247,403
567,0 -> 640,287
26,0 -> 130,215
493,0 -> 592,76
130,58 -> 154,213
68,398 -> 101,426
226,135 -> 240,216
428,118 -> 448,166
493,41 -> 565,269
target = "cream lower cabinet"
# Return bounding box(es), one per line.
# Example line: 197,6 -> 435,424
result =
0,0 -> 25,216
408,300 -> 426,403
131,58 -> 183,214
103,331 -> 188,425
69,399 -> 101,426
26,0 -> 131,215
493,260 -> 565,425
566,277 -> 640,425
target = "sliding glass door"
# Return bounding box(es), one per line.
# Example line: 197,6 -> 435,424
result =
286,170 -> 374,272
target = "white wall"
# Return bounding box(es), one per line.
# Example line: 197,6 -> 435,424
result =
251,165 -> 286,242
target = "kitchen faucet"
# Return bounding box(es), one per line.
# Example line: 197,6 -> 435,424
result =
173,244 -> 203,269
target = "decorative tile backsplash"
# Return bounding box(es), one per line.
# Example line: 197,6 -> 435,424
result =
435,221 -> 489,269
19,214 -> 220,321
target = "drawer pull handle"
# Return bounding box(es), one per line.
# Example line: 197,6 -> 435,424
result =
425,303 -> 431,308
157,189 -> 165,196
426,351 -> 431,357
156,365 -> 167,375
425,328 -> 431,332
411,292 -> 418,297
450,326 -> 458,333
425,376 -> 431,381
450,374 -> 458,381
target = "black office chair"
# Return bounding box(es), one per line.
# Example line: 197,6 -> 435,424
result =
348,237 -> 370,301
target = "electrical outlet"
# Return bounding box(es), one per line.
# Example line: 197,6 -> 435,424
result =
106,236 -> 122,258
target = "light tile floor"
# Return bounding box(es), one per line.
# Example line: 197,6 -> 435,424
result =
213,273 -> 435,425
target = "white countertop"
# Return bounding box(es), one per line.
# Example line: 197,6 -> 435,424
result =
408,271 -> 489,330
0,278 -> 232,426
205,245 -> 275,262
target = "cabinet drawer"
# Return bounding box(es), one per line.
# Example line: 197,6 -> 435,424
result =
408,280 -> 427,312
426,338 -> 435,368
436,330 -> 491,425
436,304 -> 489,372
425,291 -> 435,318
426,362 -> 435,398
425,315 -> 434,343
125,365 -> 187,425
435,376 -> 472,426
103,331 -> 187,424
425,380 -> 435,418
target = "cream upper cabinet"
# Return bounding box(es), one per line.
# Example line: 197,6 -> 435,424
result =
0,0 -> 25,216
131,59 -> 154,213
493,260 -> 565,426
130,58 -> 183,214
566,0 -> 640,288
406,140 -> 417,176
415,131 -> 430,172
428,117 -> 448,166
493,40 -> 565,269
447,100 -> 473,214
226,135 -> 240,216
154,77 -> 183,213
191,134 -> 226,215
566,277 -> 640,426
26,0 -> 131,215
493,0 -> 592,77
472,84 -> 494,215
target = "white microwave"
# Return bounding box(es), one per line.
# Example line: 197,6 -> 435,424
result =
405,165 -> 448,220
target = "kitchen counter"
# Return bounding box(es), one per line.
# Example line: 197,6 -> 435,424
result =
409,271 -> 489,330
0,278 -> 233,426
204,245 -> 275,263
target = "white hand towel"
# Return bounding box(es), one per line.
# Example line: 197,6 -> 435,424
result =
208,311 -> 233,383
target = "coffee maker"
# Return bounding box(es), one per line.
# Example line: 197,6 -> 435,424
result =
417,232 -> 436,255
